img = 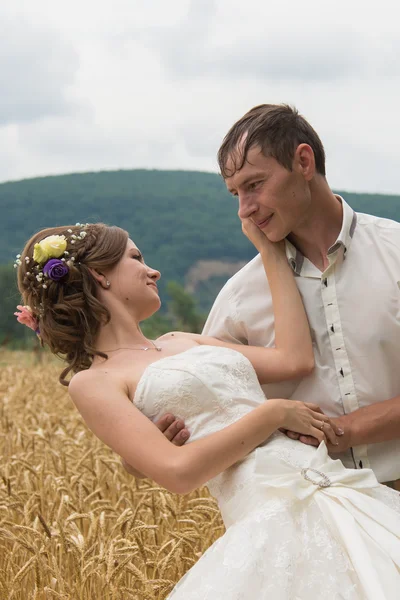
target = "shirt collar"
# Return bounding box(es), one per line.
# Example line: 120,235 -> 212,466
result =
327,196 -> 357,256
285,196 -> 357,275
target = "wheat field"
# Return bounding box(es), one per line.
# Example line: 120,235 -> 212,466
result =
0,352 -> 225,600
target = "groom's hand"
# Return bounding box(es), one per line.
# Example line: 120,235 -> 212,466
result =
120,414 -> 190,479
155,413 -> 190,445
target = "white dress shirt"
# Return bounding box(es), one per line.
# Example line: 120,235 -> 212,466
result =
203,198 -> 400,483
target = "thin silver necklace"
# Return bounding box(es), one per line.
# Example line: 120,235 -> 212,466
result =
100,340 -> 162,352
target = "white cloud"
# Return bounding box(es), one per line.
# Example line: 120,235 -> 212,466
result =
0,0 -> 399,194
0,15 -> 83,125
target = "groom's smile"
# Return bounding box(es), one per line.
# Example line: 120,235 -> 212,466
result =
256,214 -> 274,229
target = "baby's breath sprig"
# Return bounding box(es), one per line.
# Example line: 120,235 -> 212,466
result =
70,230 -> 87,244
13,254 -> 22,269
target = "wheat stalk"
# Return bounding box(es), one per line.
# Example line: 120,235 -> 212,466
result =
0,355 -> 225,599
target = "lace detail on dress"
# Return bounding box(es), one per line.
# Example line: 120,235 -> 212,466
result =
135,367 -> 207,423
258,430 -> 322,468
168,496 -> 364,600
134,346 -> 265,445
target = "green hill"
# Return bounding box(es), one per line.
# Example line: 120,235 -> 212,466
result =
1,169 -> 400,311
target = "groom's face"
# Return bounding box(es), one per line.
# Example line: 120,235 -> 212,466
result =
225,145 -> 312,242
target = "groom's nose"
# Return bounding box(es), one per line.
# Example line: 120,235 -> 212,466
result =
237,194 -> 257,220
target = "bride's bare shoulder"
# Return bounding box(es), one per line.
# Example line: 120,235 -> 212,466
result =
68,367 -> 125,402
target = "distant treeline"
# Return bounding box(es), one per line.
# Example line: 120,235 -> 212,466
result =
0,169 -> 399,344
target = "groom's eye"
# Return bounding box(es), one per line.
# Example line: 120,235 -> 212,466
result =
248,181 -> 261,191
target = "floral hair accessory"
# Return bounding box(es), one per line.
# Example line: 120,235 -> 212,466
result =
43,259 -> 69,281
33,235 -> 67,264
14,305 -> 40,334
14,225 -> 90,289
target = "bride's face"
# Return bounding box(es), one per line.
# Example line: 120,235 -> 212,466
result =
106,239 -> 161,320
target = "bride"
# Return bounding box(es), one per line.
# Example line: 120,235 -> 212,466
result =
15,220 -> 400,599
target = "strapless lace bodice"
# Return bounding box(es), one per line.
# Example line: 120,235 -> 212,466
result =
134,345 -> 273,513
134,345 -> 266,442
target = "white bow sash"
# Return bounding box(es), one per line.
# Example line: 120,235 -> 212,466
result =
254,442 -> 400,599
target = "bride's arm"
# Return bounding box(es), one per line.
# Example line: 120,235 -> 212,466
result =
69,371 -> 336,495
161,220 -> 314,385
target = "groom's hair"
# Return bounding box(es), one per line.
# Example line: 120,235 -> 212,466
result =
217,104 -> 326,178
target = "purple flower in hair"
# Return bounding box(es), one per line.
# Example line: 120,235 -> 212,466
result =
43,259 -> 69,281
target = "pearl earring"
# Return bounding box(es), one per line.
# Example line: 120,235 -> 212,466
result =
106,280 -> 111,287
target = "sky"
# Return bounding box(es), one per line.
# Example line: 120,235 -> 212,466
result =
1,0 -> 399,194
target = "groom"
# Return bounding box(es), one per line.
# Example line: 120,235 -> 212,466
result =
132,104 -> 400,489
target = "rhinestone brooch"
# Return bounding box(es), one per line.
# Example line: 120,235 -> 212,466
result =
301,467 -> 332,488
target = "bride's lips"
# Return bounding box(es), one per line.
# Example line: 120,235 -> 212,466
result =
256,214 -> 274,229
147,282 -> 159,293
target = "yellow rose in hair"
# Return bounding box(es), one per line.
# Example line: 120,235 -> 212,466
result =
33,243 -> 49,263
41,235 -> 67,257
33,235 -> 67,264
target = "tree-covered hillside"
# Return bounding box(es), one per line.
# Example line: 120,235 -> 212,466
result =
0,170 -> 256,295
1,169 -> 399,305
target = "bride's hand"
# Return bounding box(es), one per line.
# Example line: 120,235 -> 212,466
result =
269,399 -> 341,446
241,217 -> 285,255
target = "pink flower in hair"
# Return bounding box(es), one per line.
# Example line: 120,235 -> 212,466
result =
14,305 -> 39,333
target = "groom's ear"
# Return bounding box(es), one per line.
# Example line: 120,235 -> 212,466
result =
293,143 -> 315,181
88,267 -> 109,289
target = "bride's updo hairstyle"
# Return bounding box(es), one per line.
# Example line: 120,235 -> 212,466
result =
17,223 -> 128,386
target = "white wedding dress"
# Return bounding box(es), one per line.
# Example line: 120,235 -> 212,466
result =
134,345 -> 400,599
